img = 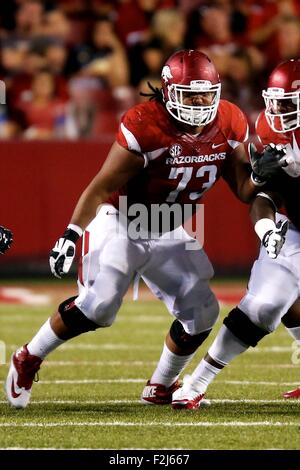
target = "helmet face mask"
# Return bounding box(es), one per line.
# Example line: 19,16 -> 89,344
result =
263,87 -> 300,133
262,59 -> 300,133
161,50 -> 221,127
166,81 -> 221,126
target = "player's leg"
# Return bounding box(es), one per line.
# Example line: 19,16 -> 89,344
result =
140,230 -> 219,404
172,255 -> 299,409
281,299 -> 300,398
5,206 -> 149,408
282,299 -> 300,339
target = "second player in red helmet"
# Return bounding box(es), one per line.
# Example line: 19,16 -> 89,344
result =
263,59 -> 300,133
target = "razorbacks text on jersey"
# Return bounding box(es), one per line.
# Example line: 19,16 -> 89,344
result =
107,99 -> 248,217
256,112 -> 300,230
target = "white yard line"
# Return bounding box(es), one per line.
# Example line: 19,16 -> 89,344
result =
3,360 -> 291,368
42,361 -> 158,366
0,378 -> 298,385
0,398 -> 296,405
0,421 -> 298,428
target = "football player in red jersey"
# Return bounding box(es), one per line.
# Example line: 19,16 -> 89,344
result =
171,59 -> 300,410
5,49 -> 280,409
255,59 -> 300,400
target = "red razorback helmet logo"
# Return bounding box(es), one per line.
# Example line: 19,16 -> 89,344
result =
263,59 -> 300,133
161,49 -> 221,127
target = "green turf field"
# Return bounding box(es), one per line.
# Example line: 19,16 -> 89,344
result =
0,291 -> 299,450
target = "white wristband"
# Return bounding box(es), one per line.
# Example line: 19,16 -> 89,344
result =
67,223 -> 83,237
254,218 -> 276,241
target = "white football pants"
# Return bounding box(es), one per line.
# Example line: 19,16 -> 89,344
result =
75,204 -> 219,335
239,215 -> 300,332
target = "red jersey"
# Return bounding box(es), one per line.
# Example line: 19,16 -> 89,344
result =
256,111 -> 300,230
108,99 -> 248,213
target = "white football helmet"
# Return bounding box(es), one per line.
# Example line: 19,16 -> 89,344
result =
263,59 -> 300,133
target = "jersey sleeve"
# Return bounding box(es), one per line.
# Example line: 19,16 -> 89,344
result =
116,104 -> 157,153
255,112 -> 271,145
220,101 -> 249,150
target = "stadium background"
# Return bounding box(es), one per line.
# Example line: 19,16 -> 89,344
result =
0,0 -> 300,453
1,0 -> 300,275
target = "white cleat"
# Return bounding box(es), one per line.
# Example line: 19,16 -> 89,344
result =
5,344 -> 42,409
172,375 -> 208,410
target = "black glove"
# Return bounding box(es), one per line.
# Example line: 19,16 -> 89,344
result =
0,226 -> 13,254
249,143 -> 287,186
49,227 -> 81,278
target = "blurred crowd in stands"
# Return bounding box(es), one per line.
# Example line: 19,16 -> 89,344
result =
0,0 -> 299,140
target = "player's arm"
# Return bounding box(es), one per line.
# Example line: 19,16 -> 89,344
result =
70,142 -> 144,228
222,143 -> 258,203
250,191 -> 288,259
50,142 -> 144,278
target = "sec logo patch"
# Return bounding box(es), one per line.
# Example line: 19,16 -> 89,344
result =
169,144 -> 182,158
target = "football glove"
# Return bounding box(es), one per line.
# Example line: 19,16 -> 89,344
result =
262,219 -> 289,259
49,226 -> 81,278
0,226 -> 13,254
249,143 -> 287,186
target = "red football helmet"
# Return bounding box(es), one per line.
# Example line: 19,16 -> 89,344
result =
161,49 -> 221,127
263,59 -> 300,133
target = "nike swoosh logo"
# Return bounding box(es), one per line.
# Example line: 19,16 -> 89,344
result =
11,378 -> 21,398
212,142 -> 225,149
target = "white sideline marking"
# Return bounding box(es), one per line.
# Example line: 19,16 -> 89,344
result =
0,398 -> 296,405
0,421 -> 298,428
0,378 -> 299,386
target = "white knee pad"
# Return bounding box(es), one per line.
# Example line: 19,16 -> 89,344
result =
240,257 -> 299,332
239,293 -> 291,332
76,288 -> 122,327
